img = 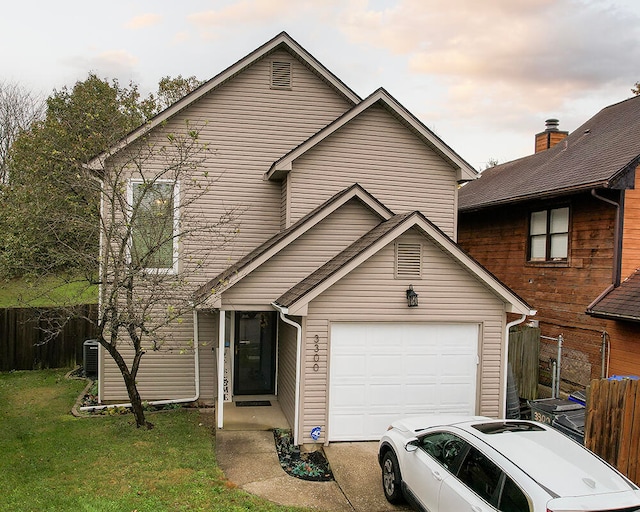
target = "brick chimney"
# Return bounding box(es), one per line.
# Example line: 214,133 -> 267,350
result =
535,119 -> 568,153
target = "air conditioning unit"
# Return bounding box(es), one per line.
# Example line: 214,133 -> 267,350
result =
83,339 -> 99,379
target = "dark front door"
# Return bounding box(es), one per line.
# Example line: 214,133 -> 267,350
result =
234,311 -> 277,395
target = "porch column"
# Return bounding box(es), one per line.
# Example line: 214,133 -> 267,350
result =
217,310 -> 226,429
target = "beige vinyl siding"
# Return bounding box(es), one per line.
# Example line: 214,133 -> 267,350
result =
197,311 -> 219,402
281,174 -> 289,230
100,49 -> 353,400
101,314 -> 198,401
287,104 -> 457,237
299,229 -> 506,444
169,49 -> 354,285
221,199 -> 381,307
277,315 -> 300,428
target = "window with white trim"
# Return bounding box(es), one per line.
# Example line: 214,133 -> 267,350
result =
529,206 -> 569,262
129,180 -> 179,272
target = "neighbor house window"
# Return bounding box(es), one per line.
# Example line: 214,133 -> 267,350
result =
529,207 -> 569,262
129,180 -> 178,272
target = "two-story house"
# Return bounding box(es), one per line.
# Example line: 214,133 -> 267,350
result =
92,32 -> 533,446
458,96 -> 640,393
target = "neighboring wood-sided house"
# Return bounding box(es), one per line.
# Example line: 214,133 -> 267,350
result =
93,32 -> 533,445
458,96 -> 640,391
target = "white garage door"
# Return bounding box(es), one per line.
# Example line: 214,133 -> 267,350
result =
328,322 -> 479,441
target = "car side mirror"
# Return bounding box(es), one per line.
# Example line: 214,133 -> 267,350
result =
404,438 -> 419,453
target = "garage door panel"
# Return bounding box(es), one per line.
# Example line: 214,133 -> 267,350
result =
406,355 -> 439,374
331,355 -> 366,376
370,354 -> 403,375
329,322 -> 479,441
403,386 -> 439,407
331,384 -> 365,406
369,384 -> 403,405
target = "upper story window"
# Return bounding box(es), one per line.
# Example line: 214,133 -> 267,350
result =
529,206 -> 569,262
129,180 -> 179,272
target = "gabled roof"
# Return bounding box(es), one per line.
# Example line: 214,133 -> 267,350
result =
264,88 -> 478,183
194,183 -> 393,307
87,32 -> 361,170
587,270 -> 640,322
273,211 -> 535,316
459,95 -> 640,212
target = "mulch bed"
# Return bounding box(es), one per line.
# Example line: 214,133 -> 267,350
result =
68,367 -> 197,415
273,428 -> 333,481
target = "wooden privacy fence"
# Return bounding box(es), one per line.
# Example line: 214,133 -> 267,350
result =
0,305 -> 99,371
586,378 -> 640,485
508,325 -> 540,400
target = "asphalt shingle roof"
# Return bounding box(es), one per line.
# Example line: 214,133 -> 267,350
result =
193,183 -> 391,301
274,212 -> 414,308
459,95 -> 640,211
587,270 -> 640,322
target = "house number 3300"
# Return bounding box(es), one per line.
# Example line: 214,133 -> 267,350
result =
313,334 -> 320,372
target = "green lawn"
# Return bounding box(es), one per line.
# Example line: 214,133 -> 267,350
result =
0,276 -> 99,308
0,369 -> 308,512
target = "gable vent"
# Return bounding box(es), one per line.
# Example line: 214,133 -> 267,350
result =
271,61 -> 292,89
396,243 -> 422,278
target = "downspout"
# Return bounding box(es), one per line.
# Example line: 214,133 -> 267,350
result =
590,190 -> 623,379
272,303 -> 302,446
591,189 -> 623,286
80,309 -> 201,412
501,313 -> 530,418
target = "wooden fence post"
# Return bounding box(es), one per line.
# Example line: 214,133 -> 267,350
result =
586,378 -> 640,485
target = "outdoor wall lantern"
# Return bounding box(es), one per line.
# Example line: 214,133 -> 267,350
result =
406,285 -> 419,307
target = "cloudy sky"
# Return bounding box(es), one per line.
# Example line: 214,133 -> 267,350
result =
2,0 -> 639,169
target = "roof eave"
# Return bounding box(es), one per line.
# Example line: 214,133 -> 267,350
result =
194,184 -> 393,302
265,88 -> 477,182
459,180 -> 613,213
586,309 -> 640,323
89,32 -> 361,169
281,212 -> 533,316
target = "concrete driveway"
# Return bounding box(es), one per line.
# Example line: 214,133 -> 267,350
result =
208,406 -> 410,511
324,441 -> 412,512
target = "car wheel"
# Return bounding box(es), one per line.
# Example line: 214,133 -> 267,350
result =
382,450 -> 404,504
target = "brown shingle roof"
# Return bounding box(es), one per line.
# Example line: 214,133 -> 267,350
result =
274,213 -> 414,308
459,95 -> 640,211
587,270 -> 640,322
193,183 -> 392,301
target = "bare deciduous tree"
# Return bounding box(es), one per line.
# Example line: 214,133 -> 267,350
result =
41,121 -> 238,428
0,81 -> 44,184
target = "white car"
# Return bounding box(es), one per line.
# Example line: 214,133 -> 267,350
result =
378,415 -> 640,512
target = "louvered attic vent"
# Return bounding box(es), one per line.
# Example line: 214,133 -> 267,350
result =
396,243 -> 422,278
271,61 -> 292,89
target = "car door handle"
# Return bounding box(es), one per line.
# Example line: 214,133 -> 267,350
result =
471,506 -> 482,512
431,469 -> 443,481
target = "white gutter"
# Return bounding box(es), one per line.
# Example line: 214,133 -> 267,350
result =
80,310 -> 201,412
272,303 -> 302,446
501,313 -> 532,418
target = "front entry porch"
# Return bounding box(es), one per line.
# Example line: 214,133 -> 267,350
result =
212,308 -> 300,442
218,398 -> 290,431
